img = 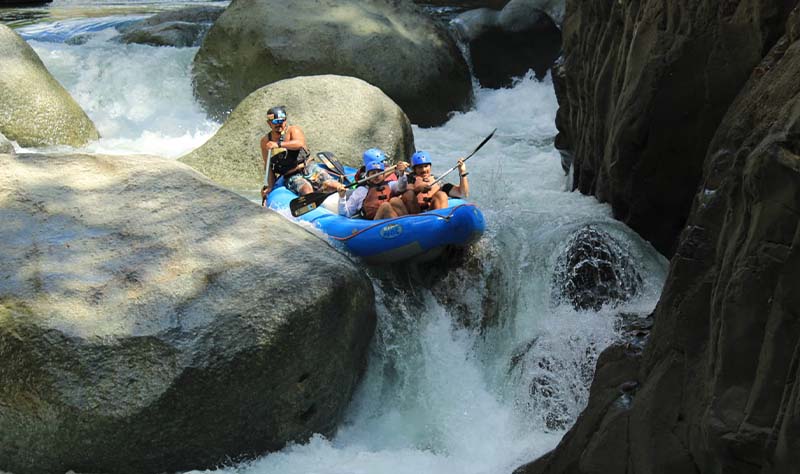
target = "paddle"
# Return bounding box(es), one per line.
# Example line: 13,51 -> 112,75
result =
316,151 -> 351,185
290,165 -> 398,217
429,128 -> 497,187
260,147 -> 286,207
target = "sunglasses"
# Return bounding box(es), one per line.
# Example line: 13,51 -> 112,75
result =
270,119 -> 286,125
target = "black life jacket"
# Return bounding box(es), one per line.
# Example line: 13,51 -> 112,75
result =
268,130 -> 309,177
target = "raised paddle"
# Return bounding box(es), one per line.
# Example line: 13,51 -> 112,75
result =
429,128 -> 497,187
290,165 -> 398,217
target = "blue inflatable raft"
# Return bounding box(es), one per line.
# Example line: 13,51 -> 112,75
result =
267,173 -> 486,264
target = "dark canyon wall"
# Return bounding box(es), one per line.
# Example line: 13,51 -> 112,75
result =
517,3 -> 800,474
555,0 -> 795,255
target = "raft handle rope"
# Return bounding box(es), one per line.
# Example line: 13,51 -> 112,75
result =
327,204 -> 475,242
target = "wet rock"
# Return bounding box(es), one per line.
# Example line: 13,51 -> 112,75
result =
64,32 -> 94,45
192,0 -> 472,126
0,0 -> 52,5
414,0 -> 509,9
180,75 -> 414,192
118,21 -> 209,47
116,6 -> 224,47
0,153 -> 375,474
550,225 -> 642,311
518,5 -> 800,474
555,0 -> 795,256
117,5 -> 224,32
0,24 -> 99,147
453,0 -> 562,88
0,131 -> 13,154
509,336 -> 601,431
424,242 -> 516,330
510,311 -> 650,434
514,341 -> 643,474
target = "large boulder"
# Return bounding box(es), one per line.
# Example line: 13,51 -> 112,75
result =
554,0 -> 795,255
453,0 -> 562,87
517,6 -> 800,473
0,152 -> 376,474
116,6 -> 224,47
180,75 -> 414,192
0,24 -> 99,148
192,0 -> 473,127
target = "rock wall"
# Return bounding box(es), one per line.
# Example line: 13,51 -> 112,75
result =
555,0 -> 794,255
0,153 -> 376,474
517,4 -> 800,474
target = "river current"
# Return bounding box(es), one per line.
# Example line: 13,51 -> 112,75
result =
3,3 -> 669,473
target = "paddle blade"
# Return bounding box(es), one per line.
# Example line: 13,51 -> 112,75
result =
290,191 -> 332,217
464,128 -> 497,161
316,151 -> 350,184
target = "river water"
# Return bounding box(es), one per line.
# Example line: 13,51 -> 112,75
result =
3,3 -> 669,473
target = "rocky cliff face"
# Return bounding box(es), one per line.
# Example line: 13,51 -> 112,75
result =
517,3 -> 800,474
555,0 -> 795,256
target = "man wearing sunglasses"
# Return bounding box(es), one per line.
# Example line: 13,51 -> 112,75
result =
260,105 -> 341,199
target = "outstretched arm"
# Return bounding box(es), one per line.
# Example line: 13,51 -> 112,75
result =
446,159 -> 469,198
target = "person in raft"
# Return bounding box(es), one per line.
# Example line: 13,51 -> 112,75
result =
338,148 -> 409,220
396,150 -> 469,213
260,105 -> 340,199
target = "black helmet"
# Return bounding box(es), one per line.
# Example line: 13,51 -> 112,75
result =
267,106 -> 287,124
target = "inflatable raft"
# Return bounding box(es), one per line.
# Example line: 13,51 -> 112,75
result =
267,173 -> 486,264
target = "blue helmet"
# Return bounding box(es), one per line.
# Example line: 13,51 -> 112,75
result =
411,150 -> 432,167
365,160 -> 385,173
363,148 -> 387,166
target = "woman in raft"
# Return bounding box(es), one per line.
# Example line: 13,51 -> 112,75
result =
338,148 -> 409,220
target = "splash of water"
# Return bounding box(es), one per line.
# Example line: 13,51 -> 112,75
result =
16,22 -> 219,158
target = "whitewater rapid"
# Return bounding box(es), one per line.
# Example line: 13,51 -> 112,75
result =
6,9 -> 669,474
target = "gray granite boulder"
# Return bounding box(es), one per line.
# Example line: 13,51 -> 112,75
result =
181,75 -> 414,193
453,0 -> 562,88
118,21 -> 209,47
116,6 -> 224,47
0,24 -> 99,148
0,152 -> 375,474
192,0 -> 472,126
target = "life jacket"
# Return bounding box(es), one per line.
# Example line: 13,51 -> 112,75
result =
268,130 -> 309,177
410,175 -> 438,211
360,181 -> 393,220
